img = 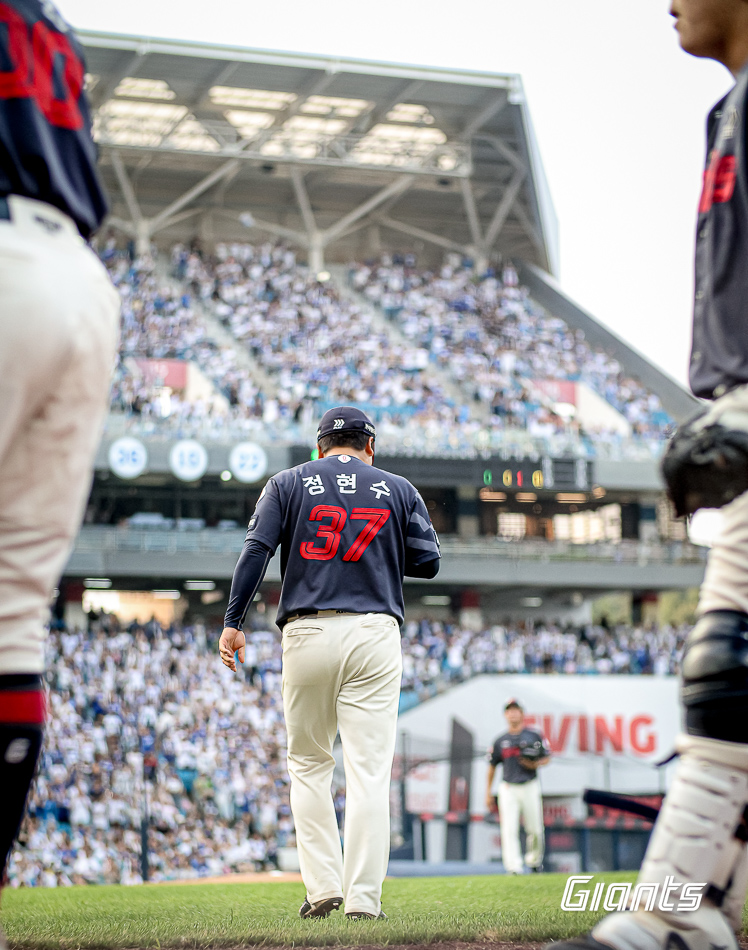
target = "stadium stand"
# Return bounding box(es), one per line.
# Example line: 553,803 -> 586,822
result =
350,256 -> 671,443
101,240 -> 673,460
9,615 -> 689,886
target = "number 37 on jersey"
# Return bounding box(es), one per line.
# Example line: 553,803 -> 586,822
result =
300,506 -> 390,562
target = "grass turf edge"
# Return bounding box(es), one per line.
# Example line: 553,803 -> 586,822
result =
3,873 -> 744,949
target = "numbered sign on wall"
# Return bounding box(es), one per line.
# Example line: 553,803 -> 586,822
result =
169,440 -> 209,482
108,437 -> 148,480
229,442 -> 268,484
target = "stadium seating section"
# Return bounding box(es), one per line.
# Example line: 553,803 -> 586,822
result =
10,615 -> 689,886
100,240 -> 672,458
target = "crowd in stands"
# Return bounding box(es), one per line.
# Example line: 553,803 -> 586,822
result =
101,239 -> 266,435
10,611 -> 688,887
400,617 -> 688,704
96,237 -> 672,458
351,255 -> 671,450
177,241 -> 458,434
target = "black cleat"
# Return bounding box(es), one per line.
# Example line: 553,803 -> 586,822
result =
346,910 -> 388,920
298,896 -> 343,918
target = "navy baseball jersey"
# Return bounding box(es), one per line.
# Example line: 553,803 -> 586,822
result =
690,62 -> 748,399
0,0 -> 107,236
489,729 -> 550,784
225,455 -> 440,629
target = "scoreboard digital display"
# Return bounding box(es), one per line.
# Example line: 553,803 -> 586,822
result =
481,458 -> 593,492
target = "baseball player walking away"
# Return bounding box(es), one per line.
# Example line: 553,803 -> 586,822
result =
548,2 -> 748,948
486,700 -> 550,874
0,0 -> 119,931
220,407 -> 441,920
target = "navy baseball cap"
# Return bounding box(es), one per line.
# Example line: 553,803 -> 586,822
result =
504,698 -> 523,711
316,406 -> 376,442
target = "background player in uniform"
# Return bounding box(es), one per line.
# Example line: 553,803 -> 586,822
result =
219,406 -> 440,920
486,699 -> 549,875
549,1 -> 748,948
0,0 -> 119,929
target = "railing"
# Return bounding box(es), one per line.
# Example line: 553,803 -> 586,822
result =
73,527 -> 707,565
102,412 -> 667,462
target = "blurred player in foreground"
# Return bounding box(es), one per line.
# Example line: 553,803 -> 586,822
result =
549,1 -> 748,948
0,0 -> 118,930
220,407 -> 440,920
486,699 -> 550,874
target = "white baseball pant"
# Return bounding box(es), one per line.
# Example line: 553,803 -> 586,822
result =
698,489 -> 748,615
0,195 -> 119,673
498,778 -> 544,873
281,611 -> 402,916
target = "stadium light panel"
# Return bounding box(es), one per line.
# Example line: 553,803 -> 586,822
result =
260,116 -> 348,160
184,581 -> 216,591
351,123 -> 447,168
95,100 -> 188,148
223,110 -> 275,141
365,124 -> 446,143
283,115 -> 348,134
521,596 -> 543,608
115,77 -> 176,100
300,95 -> 370,118
386,103 -> 435,125
210,87 -> 296,110
84,578 -> 112,589
168,118 -> 220,152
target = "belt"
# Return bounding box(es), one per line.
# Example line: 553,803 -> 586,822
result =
284,609 -> 361,625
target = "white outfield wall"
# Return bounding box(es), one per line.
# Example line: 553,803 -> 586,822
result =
398,675 -> 681,811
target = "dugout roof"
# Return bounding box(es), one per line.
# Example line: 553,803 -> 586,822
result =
81,32 -> 559,274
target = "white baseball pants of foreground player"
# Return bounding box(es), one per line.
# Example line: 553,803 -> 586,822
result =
699,489 -> 748,615
281,611 -> 402,917
0,195 -> 119,673
498,778 -> 545,873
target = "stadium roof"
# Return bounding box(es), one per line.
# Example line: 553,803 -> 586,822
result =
81,32 -> 559,274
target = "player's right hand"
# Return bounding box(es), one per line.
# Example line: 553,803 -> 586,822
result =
486,792 -> 496,812
219,627 -> 245,672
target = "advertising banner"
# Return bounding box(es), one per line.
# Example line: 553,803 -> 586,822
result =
400,675 -> 679,804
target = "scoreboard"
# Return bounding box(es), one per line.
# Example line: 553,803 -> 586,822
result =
481,457 -> 593,492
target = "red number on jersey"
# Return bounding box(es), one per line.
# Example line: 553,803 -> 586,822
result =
31,21 -> 84,130
300,505 -> 347,561
0,5 -> 31,98
0,3 -> 84,130
342,508 -> 390,562
300,505 -> 390,562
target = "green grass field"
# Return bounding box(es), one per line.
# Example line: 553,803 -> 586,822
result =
1,873 -> 649,948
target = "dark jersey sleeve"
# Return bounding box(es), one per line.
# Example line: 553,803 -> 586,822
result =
404,492 -> 441,575
523,731 -> 551,761
222,479 -> 284,630
245,478 -> 284,550
223,539 -> 274,630
489,740 -> 503,767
